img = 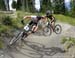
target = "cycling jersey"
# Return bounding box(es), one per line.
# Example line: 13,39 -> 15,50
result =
47,15 -> 56,22
31,16 -> 37,23
29,16 -> 42,26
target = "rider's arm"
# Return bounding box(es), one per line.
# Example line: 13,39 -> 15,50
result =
51,16 -> 55,23
21,16 -> 31,24
23,16 -> 31,19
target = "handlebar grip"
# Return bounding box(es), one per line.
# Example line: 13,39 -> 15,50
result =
21,20 -> 24,25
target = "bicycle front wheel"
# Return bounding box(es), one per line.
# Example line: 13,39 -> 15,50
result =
9,31 -> 23,45
43,26 -> 52,36
54,24 -> 62,34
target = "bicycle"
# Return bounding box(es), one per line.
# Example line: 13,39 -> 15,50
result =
9,23 -> 35,46
43,20 -> 62,36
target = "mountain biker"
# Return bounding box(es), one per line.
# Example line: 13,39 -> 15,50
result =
21,10 -> 55,37
45,10 -> 56,29
21,15 -> 45,37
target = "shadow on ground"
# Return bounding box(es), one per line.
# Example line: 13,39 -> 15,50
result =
5,40 -> 65,58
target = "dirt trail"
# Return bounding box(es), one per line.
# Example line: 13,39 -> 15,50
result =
0,22 -> 75,58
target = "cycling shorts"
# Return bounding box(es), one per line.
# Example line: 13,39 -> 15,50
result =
29,21 -> 37,26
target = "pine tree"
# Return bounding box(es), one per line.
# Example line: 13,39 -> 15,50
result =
0,0 -> 6,10
71,0 -> 75,17
53,0 -> 65,14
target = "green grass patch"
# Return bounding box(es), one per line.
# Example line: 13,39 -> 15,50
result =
54,14 -> 75,26
0,24 -> 8,32
61,37 -> 75,50
0,39 -> 3,49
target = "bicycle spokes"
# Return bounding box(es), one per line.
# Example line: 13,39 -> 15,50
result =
54,24 -> 62,34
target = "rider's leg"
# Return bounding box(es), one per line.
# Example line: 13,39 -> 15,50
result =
29,21 -> 33,25
31,25 -> 38,33
31,22 -> 38,33
51,21 -> 55,31
26,25 -> 37,35
33,25 -> 38,32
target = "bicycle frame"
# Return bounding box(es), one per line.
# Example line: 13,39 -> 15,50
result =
48,22 -> 55,31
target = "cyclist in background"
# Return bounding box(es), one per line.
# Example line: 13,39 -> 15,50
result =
39,10 -> 56,30
45,10 -> 56,29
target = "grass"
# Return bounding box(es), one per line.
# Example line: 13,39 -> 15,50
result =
61,37 -> 75,50
54,14 -> 75,26
0,39 -> 3,49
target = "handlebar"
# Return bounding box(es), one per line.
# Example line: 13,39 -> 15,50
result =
21,20 -> 25,25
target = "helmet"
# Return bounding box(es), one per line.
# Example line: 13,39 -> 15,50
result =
46,10 -> 52,17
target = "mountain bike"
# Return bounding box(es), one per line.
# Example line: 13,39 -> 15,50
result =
43,21 -> 62,36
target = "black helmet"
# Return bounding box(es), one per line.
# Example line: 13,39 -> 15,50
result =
46,10 -> 52,17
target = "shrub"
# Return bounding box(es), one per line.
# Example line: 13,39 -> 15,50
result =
61,37 -> 67,44
2,16 -> 13,26
61,37 -> 75,50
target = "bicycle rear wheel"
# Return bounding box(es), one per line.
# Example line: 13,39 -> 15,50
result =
54,24 -> 62,34
9,31 -> 23,45
43,26 -> 52,36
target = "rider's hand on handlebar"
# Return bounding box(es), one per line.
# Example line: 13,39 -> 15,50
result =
21,20 -> 24,25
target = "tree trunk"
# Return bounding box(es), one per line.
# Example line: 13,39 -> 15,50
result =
21,0 -> 24,11
26,0 -> 29,12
